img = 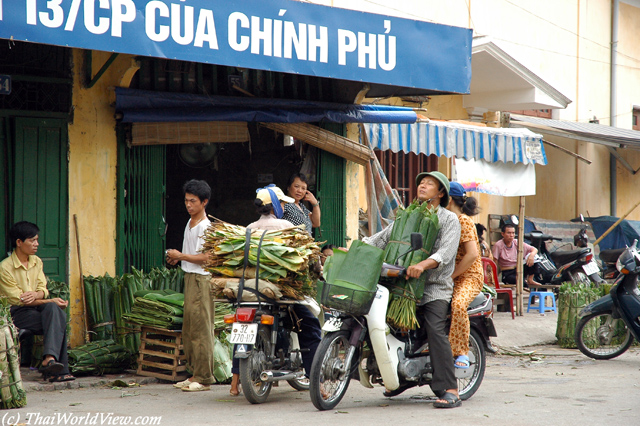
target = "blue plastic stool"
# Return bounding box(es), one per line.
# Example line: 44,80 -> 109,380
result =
527,291 -> 557,313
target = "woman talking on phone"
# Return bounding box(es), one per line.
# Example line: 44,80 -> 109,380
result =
282,172 -> 321,234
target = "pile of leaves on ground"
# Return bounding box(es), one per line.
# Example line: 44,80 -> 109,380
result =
202,219 -> 322,300
68,340 -> 134,375
0,297 -> 26,409
380,200 -> 440,330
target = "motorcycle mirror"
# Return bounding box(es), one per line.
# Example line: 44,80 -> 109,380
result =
510,215 -> 519,226
410,233 -> 423,251
395,233 -> 424,265
579,214 -> 585,222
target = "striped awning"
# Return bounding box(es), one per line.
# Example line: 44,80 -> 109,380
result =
365,121 -> 547,165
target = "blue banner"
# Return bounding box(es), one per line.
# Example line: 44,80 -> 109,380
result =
0,0 -> 472,94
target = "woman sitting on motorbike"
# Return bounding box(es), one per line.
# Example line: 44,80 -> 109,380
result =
229,184 -> 322,396
447,182 -> 484,369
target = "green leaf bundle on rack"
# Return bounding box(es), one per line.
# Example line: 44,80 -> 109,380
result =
381,200 -> 440,330
202,219 -> 322,300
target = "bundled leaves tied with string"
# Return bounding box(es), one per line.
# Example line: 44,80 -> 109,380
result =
202,219 -> 322,300
382,200 -> 440,330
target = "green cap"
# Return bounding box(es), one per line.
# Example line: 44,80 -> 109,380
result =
415,171 -> 450,207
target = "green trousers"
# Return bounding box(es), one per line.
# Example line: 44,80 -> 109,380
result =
183,272 -> 216,385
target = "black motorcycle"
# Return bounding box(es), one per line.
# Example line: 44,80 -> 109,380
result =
525,227 -> 602,286
575,241 -> 640,359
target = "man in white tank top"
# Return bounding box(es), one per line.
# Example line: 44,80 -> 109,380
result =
166,180 -> 214,392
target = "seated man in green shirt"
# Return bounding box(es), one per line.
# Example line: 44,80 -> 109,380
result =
0,221 -> 74,382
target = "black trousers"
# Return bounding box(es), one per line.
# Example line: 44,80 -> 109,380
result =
420,299 -> 456,393
502,264 -> 539,285
232,304 -> 322,377
10,304 -> 69,374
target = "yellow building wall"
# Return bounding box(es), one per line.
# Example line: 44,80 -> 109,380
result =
67,50 -> 138,346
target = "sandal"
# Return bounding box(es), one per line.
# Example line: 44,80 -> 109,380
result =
382,382 -> 415,397
454,355 -> 470,369
433,391 -> 461,409
181,382 -> 211,392
39,359 -> 64,379
49,374 -> 75,383
173,379 -> 192,389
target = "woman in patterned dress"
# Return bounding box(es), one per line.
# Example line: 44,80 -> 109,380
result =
282,173 -> 321,234
447,182 -> 484,369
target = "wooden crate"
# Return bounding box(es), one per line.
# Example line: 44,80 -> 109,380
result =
136,326 -> 187,382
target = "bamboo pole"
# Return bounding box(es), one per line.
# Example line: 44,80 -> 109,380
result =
516,197 -> 526,316
74,214 -> 90,343
593,198 -> 640,246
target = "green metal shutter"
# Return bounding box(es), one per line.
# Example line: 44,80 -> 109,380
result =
317,124 -> 347,246
116,129 -> 166,273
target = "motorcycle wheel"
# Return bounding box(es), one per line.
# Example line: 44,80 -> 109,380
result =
458,328 -> 486,401
569,270 -> 592,285
287,377 -> 310,391
309,331 -> 353,411
239,325 -> 273,404
575,312 -> 633,360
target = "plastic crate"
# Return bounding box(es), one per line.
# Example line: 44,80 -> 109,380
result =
319,282 -> 376,315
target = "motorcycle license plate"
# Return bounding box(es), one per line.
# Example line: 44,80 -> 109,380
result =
229,323 -> 258,345
583,260 -> 599,275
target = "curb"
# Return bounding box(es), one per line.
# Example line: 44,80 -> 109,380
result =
22,374 -> 159,393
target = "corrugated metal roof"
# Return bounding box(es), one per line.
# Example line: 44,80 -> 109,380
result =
510,114 -> 640,148
364,121 -> 546,165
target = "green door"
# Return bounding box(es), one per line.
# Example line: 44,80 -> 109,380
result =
116,130 -> 166,274
13,117 -> 68,281
317,123 -> 347,246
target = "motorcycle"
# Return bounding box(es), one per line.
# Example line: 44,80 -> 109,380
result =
525,223 -> 602,287
308,233 -> 496,411
575,241 -> 640,360
222,229 -> 315,404
598,248 -> 625,283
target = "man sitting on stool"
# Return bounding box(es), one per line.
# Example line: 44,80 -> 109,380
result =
0,221 -> 74,382
492,223 -> 540,289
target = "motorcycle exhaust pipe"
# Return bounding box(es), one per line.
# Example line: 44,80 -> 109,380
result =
260,370 -> 304,382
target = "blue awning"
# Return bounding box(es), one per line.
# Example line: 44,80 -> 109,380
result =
115,88 -> 417,124
364,121 -> 547,165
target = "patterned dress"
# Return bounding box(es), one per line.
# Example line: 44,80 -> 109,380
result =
449,214 -> 484,357
283,202 -> 313,233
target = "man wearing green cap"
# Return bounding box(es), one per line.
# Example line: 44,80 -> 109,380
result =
363,171 -> 462,408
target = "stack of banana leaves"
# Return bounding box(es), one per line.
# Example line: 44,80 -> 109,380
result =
83,267 -> 186,354
68,340 -> 134,375
381,200 -> 440,330
202,219 -> 322,300
0,298 -> 26,409
121,290 -> 185,330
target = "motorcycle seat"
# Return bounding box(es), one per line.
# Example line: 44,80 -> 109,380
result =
599,248 -> 625,263
549,248 -> 590,265
467,293 -> 488,311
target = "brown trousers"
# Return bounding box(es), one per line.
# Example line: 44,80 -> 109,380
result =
183,272 -> 216,385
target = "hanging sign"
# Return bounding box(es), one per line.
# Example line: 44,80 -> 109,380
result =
0,0 -> 472,94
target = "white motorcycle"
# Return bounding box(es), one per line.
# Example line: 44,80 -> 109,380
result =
309,233 -> 495,410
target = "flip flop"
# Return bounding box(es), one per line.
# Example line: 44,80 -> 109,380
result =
49,374 -> 75,383
173,379 -> 192,389
454,355 -> 470,369
39,360 -> 64,377
181,382 -> 211,392
433,391 -> 461,409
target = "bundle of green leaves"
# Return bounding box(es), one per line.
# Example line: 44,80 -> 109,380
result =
381,200 -> 440,330
202,220 -> 322,300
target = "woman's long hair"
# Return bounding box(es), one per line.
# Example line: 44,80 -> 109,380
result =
450,194 -> 480,216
